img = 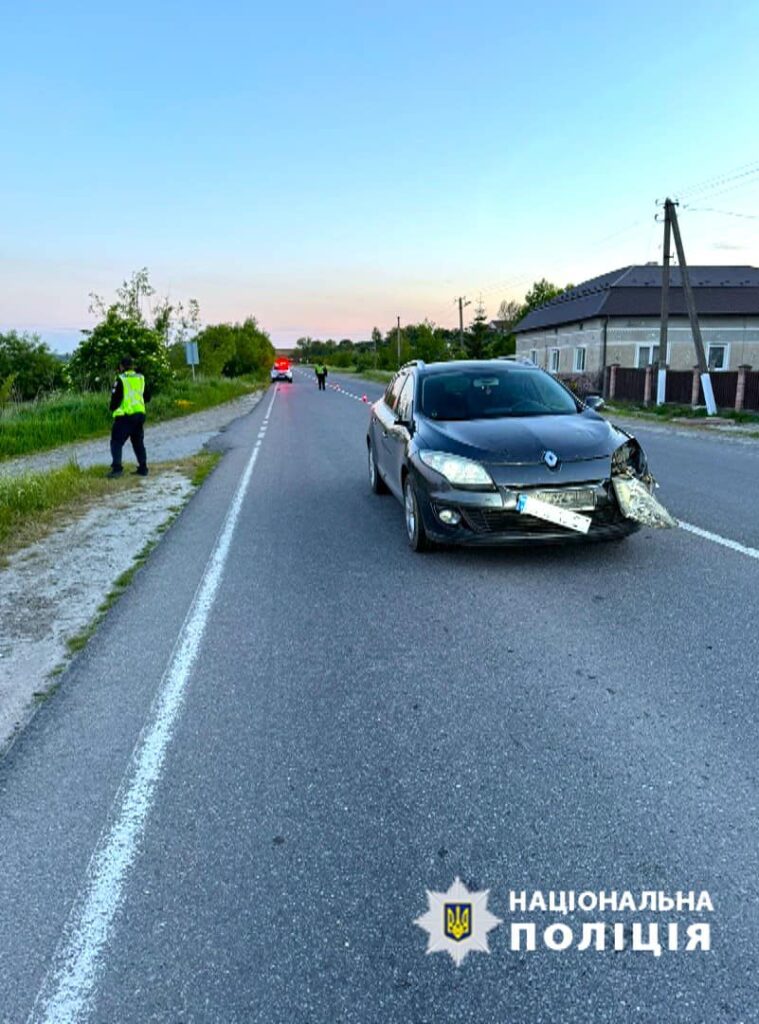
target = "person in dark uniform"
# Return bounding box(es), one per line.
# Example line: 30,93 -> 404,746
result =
314,362 -> 328,390
107,357 -> 151,478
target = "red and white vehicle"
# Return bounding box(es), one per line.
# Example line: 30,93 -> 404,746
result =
270,357 -> 293,383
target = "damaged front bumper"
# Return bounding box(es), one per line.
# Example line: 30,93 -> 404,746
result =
410,466 -> 637,546
611,473 -> 677,530
409,441 -> 676,546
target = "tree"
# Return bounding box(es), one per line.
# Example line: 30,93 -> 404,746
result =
522,279 -> 569,314
191,319 -> 275,378
488,299 -> 522,358
0,331 -> 65,400
67,308 -> 173,392
67,268 -> 198,392
223,318 -> 275,377
295,337 -> 313,363
464,299 -> 490,360
495,299 -> 522,330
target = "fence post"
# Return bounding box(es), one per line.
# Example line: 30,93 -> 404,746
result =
690,366 -> 701,407
735,365 -> 751,412
643,364 -> 653,406
608,363 -> 619,400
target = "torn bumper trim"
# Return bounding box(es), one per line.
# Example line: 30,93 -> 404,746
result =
612,474 -> 677,529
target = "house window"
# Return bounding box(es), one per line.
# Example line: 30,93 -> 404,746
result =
636,344 -> 660,368
549,349 -> 560,373
529,349 -> 538,365
707,344 -> 728,371
573,347 -> 586,372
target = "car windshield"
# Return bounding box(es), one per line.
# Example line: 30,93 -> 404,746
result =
419,368 -> 579,420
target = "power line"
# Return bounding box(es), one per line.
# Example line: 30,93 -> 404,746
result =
684,206 -> 759,220
675,163 -> 759,203
671,158 -> 759,199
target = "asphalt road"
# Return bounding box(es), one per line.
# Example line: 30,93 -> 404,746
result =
1,370 -> 758,1023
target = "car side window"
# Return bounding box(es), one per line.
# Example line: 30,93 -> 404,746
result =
396,375 -> 414,422
384,372 -> 407,412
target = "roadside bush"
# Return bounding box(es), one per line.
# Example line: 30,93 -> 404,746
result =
66,310 -> 173,392
193,318 -> 275,378
0,331 -> 65,399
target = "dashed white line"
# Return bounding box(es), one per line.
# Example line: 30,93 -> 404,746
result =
28,387 -> 279,1024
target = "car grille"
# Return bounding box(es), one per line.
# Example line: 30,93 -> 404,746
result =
462,502 -> 628,536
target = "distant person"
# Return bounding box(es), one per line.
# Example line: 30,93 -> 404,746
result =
315,362 -> 328,391
107,356 -> 151,478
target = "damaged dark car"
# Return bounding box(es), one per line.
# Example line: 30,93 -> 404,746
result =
367,358 -> 674,552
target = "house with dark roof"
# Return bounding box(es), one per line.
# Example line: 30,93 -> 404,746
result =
513,265 -> 759,379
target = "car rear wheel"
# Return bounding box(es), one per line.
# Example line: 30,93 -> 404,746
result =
404,477 -> 431,552
368,441 -> 389,494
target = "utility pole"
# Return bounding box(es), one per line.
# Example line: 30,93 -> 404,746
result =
656,201 -> 672,405
396,316 -> 401,367
457,296 -> 471,350
668,200 -> 717,415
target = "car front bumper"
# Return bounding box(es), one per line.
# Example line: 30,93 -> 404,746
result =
409,461 -> 639,546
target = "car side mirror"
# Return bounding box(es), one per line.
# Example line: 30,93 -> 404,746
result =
584,395 -> 605,411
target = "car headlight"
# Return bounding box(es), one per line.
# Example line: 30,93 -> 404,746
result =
612,440 -> 647,477
418,450 -> 494,488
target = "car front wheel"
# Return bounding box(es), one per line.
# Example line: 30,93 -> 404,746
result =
404,477 -> 431,552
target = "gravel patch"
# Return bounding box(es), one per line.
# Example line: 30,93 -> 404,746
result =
0,390 -> 265,752
0,470 -> 195,751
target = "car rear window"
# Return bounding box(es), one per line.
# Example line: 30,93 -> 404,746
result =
419,368 -> 579,420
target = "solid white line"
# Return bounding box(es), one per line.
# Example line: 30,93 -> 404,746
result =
679,519 -> 759,561
29,386 -> 278,1024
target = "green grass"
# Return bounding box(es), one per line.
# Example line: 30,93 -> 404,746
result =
0,375 -> 266,461
320,364 -> 395,384
323,365 -> 395,384
354,369 -> 395,384
0,451 -> 221,559
188,450 -> 221,486
0,463 -> 142,554
606,401 -> 759,424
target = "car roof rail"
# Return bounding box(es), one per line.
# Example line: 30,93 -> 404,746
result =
400,359 -> 425,370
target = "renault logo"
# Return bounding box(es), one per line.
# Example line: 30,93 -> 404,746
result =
543,450 -> 559,469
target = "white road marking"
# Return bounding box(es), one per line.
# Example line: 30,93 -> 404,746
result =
678,520 -> 759,561
28,387 -> 279,1024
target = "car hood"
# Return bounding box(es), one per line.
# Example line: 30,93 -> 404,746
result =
415,411 -> 627,465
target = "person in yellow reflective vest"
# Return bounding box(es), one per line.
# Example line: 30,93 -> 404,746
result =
314,362 -> 328,390
107,357 -> 151,478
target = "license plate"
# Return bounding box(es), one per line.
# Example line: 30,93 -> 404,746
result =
516,494 -> 592,534
531,488 -> 596,511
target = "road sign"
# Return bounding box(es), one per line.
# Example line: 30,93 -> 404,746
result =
185,341 -> 199,366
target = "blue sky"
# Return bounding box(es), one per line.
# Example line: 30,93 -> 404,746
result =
2,0 -> 759,349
